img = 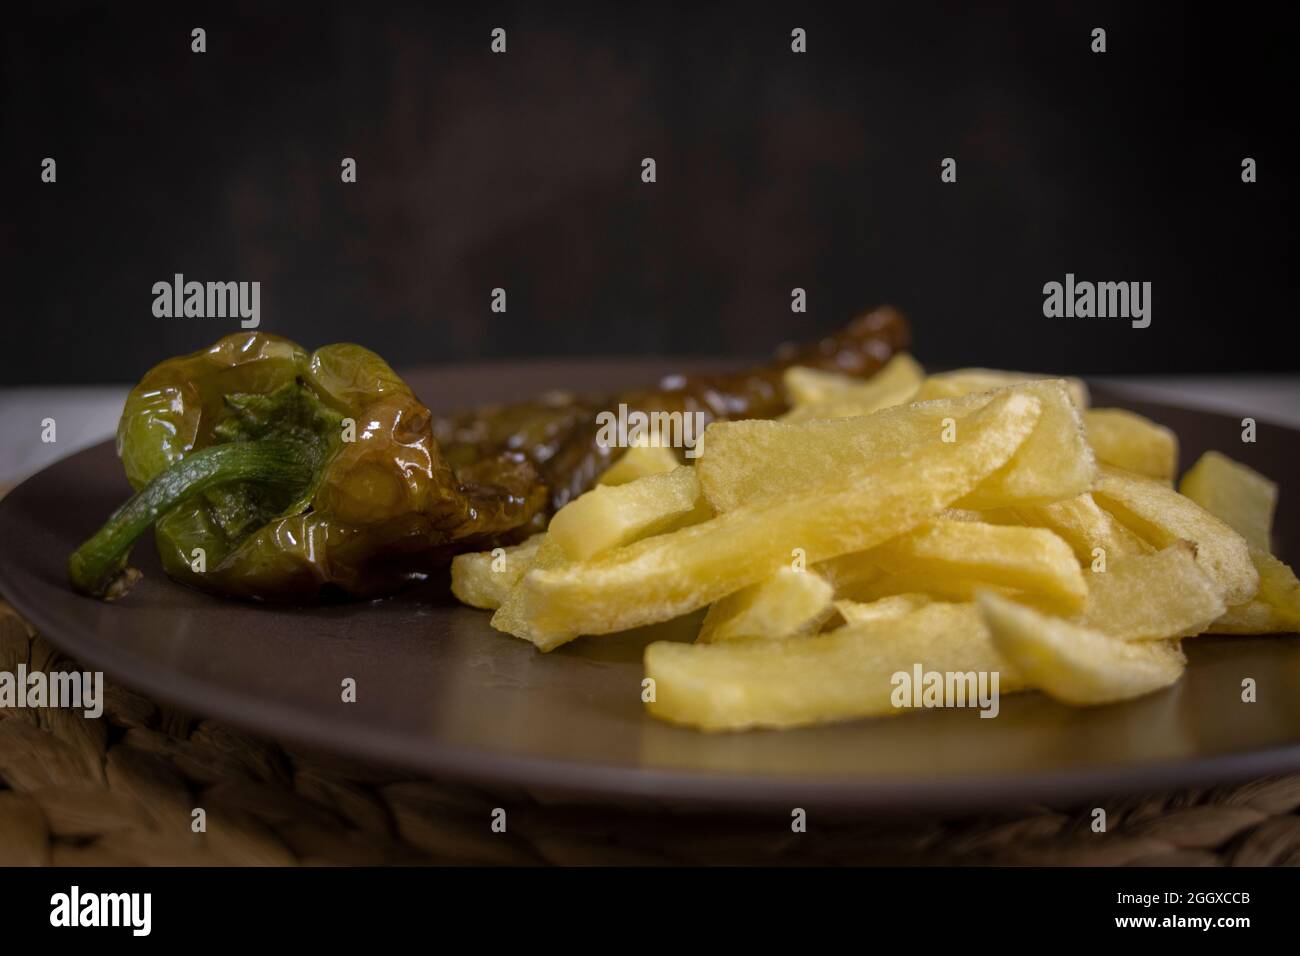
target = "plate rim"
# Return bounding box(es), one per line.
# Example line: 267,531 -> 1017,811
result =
3,378 -> 1299,812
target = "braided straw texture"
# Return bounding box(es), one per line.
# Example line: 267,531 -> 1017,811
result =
3,602 -> 1299,866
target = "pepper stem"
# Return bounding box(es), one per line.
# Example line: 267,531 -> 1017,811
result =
68,440 -> 315,600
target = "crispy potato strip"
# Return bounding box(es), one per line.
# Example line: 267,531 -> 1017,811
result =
978,592 -> 1186,706
1084,408 -> 1179,481
698,380 -> 1093,513
696,567 -> 833,643
506,390 -> 1041,649
647,602 -> 1021,731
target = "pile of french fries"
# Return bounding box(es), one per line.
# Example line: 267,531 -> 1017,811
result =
451,354 -> 1300,731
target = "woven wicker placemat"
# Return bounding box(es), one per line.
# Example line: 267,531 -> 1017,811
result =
2,601 -> 1299,867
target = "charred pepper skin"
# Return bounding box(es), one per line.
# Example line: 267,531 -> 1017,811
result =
70,306 -> 910,603
70,333 -> 547,602
434,304 -> 912,513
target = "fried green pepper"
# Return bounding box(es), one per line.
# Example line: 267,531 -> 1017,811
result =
70,307 -> 910,603
69,333 -> 547,601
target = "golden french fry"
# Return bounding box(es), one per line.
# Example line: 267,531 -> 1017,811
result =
491,471 -> 709,634
1074,543 -> 1225,641
1251,551 -> 1300,625
490,534 -> 568,636
548,466 -> 708,561
506,390 -> 1042,650
449,533 -> 546,610
834,594 -> 931,625
1084,408 -> 1179,481
784,353 -> 923,406
823,520 -> 1087,612
1208,600 -> 1283,634
978,591 -> 1186,705
1177,452 -> 1297,633
697,567 -> 833,643
698,380 -> 1092,513
598,442 -> 681,486
646,602 -> 1021,731
981,493 -> 1149,566
1208,551 -> 1300,633
1179,451 -> 1276,553
828,569 -> 1019,605
914,368 -> 1090,410
1094,466 -> 1258,606
781,353 -> 925,422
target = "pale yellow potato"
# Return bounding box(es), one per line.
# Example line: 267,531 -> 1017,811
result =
490,534 -> 568,636
1179,451 -> 1276,553
914,368 -> 1090,409
982,493 -> 1149,566
781,353 -> 924,422
822,520 -> 1087,612
503,390 -> 1042,650
1176,452 -> 1296,634
1084,408 -> 1179,481
547,466 -> 708,561
783,365 -> 856,405
1208,600 -> 1285,634
449,533 -> 546,610
978,592 -> 1186,706
1093,466 -> 1258,606
1208,551 -> 1300,634
598,442 -> 681,486
829,568 -> 1021,605
834,594 -> 932,625
784,353 -> 924,406
696,567 -> 833,643
881,521 -> 1086,609
1073,543 -> 1225,641
646,602 -> 1022,731
1252,551 -> 1300,626
698,380 -> 1092,513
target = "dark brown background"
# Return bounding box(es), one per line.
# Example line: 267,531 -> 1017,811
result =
1,1 -> 1296,384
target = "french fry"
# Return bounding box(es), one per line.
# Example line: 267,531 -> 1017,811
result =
1178,452 -> 1297,633
981,493 -> 1149,566
834,594 -> 932,625
449,533 -> 546,610
490,534 -> 569,636
781,353 -> 925,422
823,520 -> 1087,612
696,567 -> 833,643
548,466 -> 709,561
1094,466 -> 1258,606
598,442 -> 681,486
978,591 -> 1186,705
914,368 -> 1090,410
1207,551 -> 1300,633
646,602 -> 1022,731
1208,600 -> 1285,634
1084,408 -> 1179,481
1179,451 -> 1276,553
784,353 -> 924,406
490,473 -> 710,635
505,390 -> 1042,649
698,380 -> 1092,513
1073,543 -> 1226,641
450,347 -> 1299,732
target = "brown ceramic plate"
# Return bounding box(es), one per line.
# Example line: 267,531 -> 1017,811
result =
2,360 -> 1299,812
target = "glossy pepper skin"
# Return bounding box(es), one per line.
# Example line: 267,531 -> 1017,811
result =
69,333 -> 547,602
434,304 -> 912,514
70,307 -> 910,603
